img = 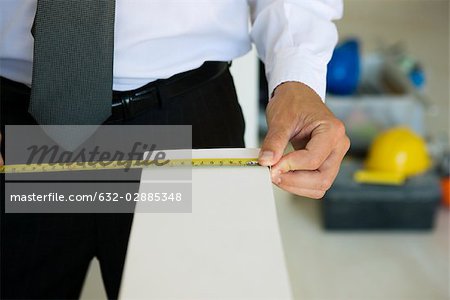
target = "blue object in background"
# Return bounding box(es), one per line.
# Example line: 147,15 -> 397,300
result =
326,39 -> 361,95
409,67 -> 426,89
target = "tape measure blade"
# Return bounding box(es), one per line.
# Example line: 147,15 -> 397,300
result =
0,158 -> 260,174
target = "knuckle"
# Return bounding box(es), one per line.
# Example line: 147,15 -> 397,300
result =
273,129 -> 290,141
268,126 -> 290,141
332,119 -> 346,137
344,136 -> 351,151
307,157 -> 322,170
319,178 -> 332,191
318,176 -> 333,191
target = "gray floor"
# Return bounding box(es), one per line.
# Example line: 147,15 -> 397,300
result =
80,259 -> 107,300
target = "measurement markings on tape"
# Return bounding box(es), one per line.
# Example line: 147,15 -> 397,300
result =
0,158 -> 260,174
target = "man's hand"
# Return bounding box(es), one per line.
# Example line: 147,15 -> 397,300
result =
258,82 -> 350,199
0,133 -> 3,166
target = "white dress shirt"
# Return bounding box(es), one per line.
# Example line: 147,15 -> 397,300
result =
0,0 -> 342,100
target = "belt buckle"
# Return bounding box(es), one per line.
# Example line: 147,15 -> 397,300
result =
120,95 -> 132,120
121,87 -> 160,120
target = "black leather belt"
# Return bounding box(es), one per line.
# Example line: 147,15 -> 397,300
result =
110,61 -> 230,122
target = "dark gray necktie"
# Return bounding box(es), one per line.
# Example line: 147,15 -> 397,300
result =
30,0 -> 115,125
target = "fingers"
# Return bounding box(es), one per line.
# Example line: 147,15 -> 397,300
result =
274,135 -> 350,199
272,120 -> 345,174
277,184 -> 328,200
258,82 -> 350,199
259,120 -> 293,167
276,150 -> 341,191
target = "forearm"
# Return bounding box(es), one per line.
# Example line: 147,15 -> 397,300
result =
248,0 -> 343,100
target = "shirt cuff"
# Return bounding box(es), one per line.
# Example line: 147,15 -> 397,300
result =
265,47 -> 328,101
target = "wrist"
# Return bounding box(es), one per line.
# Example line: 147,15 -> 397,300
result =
272,81 -> 319,100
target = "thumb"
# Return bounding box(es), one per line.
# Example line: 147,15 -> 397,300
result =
259,123 -> 291,167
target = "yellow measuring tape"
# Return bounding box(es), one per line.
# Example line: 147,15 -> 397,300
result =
0,158 -> 260,174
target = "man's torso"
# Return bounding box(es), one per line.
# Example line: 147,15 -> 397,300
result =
0,0 -> 252,91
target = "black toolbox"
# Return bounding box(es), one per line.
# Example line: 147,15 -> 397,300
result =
322,161 -> 441,230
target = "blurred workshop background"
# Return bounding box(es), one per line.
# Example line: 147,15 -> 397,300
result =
81,0 -> 449,299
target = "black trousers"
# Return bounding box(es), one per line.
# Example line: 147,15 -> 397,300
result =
0,67 -> 245,299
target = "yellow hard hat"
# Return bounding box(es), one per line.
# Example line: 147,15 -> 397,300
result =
354,127 -> 431,185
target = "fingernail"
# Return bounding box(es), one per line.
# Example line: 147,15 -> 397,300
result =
274,176 -> 281,185
259,151 -> 273,166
